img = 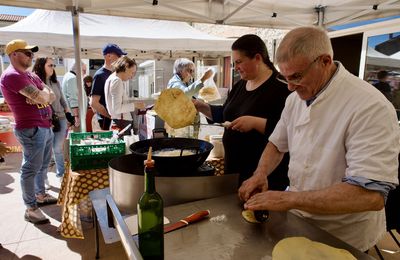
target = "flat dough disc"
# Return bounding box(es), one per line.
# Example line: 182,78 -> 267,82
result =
241,210 -> 260,223
272,237 -> 356,260
154,88 -> 196,129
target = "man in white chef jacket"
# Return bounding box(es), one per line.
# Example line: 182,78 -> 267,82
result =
239,26 -> 399,252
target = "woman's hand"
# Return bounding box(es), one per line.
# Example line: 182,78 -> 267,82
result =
229,116 -> 256,132
200,69 -> 213,83
229,116 -> 267,134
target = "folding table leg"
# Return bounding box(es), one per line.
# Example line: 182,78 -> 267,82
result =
93,208 -> 100,259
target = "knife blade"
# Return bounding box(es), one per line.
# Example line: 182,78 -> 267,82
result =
164,210 -> 210,234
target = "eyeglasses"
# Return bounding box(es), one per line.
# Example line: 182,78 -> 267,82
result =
47,64 -> 56,68
276,56 -> 321,85
16,50 -> 34,58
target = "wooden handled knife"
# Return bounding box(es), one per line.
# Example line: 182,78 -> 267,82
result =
164,210 -> 210,234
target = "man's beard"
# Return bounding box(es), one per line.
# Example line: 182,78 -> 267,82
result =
21,60 -> 32,70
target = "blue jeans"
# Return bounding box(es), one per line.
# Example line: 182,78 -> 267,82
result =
14,127 -> 53,208
52,118 -> 68,177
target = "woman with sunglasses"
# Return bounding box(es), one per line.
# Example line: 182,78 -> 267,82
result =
33,58 -> 73,185
193,34 -> 291,188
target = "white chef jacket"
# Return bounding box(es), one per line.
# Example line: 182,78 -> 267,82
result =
104,72 -> 134,120
269,62 -> 400,251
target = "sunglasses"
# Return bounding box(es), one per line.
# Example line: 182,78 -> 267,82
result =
276,56 -> 321,85
16,50 -> 34,58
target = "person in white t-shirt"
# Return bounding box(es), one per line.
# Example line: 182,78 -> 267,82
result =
104,56 -> 142,134
238,26 -> 399,252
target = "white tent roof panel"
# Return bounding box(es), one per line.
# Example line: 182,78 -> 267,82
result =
2,0 -> 400,29
0,9 -> 233,57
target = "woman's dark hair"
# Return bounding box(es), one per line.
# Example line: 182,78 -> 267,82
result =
231,34 -> 277,73
83,75 -> 93,86
83,75 -> 93,96
32,57 -> 58,84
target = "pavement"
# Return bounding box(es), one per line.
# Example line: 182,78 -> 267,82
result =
0,153 -> 125,260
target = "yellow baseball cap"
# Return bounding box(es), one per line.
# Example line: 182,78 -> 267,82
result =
5,39 -> 38,55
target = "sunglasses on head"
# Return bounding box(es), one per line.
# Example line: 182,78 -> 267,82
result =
16,50 -> 34,58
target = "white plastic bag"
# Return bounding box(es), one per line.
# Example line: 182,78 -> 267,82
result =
198,68 -> 221,102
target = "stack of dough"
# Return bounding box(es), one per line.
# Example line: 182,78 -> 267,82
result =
272,237 -> 356,260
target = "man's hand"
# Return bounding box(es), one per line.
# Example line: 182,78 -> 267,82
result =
90,95 -> 111,118
25,98 -> 39,105
244,190 -> 292,212
238,172 -> 268,202
65,112 -> 75,126
0,142 -> 10,157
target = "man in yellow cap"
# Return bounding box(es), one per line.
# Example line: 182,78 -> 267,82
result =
0,39 -> 58,224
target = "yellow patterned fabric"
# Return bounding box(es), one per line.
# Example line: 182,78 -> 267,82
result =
205,158 -> 224,176
58,163 -> 109,239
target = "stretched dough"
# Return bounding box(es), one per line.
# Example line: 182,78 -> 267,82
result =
154,88 -> 196,129
272,237 -> 356,260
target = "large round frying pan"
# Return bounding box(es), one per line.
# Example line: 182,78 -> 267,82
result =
129,138 -> 214,174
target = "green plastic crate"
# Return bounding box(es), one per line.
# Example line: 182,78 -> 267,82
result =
69,131 -> 125,170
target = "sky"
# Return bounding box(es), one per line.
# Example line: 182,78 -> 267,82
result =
0,5 -> 33,16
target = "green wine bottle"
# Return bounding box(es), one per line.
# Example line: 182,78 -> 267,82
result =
137,147 -> 164,259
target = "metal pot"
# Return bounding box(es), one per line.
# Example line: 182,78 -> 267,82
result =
109,154 -> 238,214
129,137 -> 214,175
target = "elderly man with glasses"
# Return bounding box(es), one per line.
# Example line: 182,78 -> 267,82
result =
239,26 -> 399,252
0,39 -> 58,224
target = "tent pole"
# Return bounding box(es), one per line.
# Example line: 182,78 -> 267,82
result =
69,6 -> 86,132
316,5 -> 325,27
0,55 -> 4,75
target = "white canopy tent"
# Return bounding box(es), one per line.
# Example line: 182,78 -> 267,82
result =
0,9 -> 234,131
366,46 -> 400,68
2,0 -> 400,29
0,9 -> 233,59
2,0 -> 400,131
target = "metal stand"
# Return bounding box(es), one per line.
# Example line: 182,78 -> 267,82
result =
389,230 -> 400,247
93,208 -> 100,259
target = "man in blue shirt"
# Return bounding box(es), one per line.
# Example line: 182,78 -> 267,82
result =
90,43 -> 127,130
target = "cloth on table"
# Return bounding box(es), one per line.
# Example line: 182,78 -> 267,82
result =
205,158 -> 224,176
57,163 -> 109,239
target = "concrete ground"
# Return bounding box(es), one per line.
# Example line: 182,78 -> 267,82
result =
0,153 -> 126,260
0,152 -> 399,259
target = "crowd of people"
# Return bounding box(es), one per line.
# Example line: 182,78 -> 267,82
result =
0,39 -> 138,224
0,24 -> 399,255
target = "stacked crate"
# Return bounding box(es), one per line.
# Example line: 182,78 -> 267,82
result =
69,131 -> 125,170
